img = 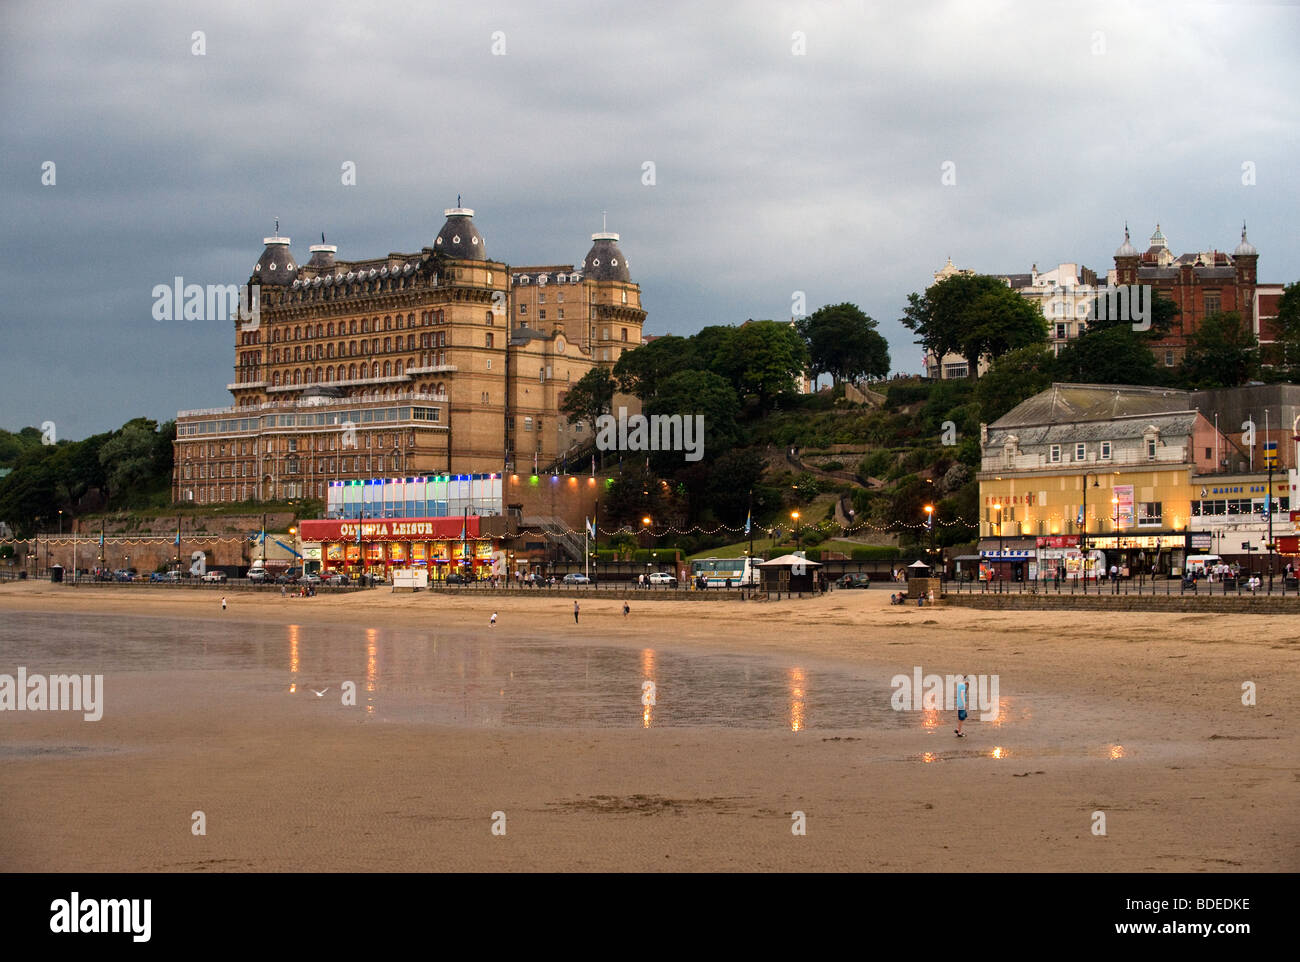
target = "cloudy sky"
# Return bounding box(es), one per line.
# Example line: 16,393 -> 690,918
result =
2,0 -> 1297,439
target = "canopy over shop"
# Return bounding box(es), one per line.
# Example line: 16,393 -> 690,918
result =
297,517 -> 501,580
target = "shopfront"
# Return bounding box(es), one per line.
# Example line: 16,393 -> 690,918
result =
1034,536 -> 1105,581
977,538 -> 1037,582
299,517 -> 502,581
1083,532 -> 1194,578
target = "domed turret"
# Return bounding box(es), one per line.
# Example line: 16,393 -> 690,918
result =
253,231 -> 297,286
433,205 -> 485,259
1115,225 -> 1139,258
307,233 -> 337,269
582,230 -> 631,282
1234,221 -> 1257,257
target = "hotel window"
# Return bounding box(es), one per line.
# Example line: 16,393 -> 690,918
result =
486,358 -> 493,370
1078,322 -> 1087,335
376,457 -> 384,472
1164,350 -> 1175,367
519,304 -> 527,314
621,290 -> 627,304
524,417 -> 533,431
288,439 -> 297,452
621,328 -> 628,341
1100,441 -> 1111,460
602,327 -> 610,340
1203,292 -> 1221,316
1056,323 -> 1067,340
1146,439 -> 1157,459
1074,442 -> 1086,461
539,293 -> 546,303
485,312 -> 493,326
539,310 -> 546,320
558,309 -> 565,319
557,292 -> 564,303
1049,444 -> 1061,463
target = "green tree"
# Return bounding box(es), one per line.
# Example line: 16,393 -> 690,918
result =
795,302 -> 890,386
720,321 -> 808,410
643,369 -> 742,470
98,420 -> 161,502
1053,327 -> 1161,387
975,345 -> 1057,422
612,335 -> 696,400
901,274 -> 1047,378
560,367 -> 616,428
1179,311 -> 1260,388
1267,281 -> 1300,379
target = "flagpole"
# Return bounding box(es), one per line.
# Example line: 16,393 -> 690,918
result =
593,499 -> 599,589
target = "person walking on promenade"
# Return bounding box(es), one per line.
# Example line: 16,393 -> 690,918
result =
574,600 -> 580,624
221,596 -> 227,611
623,600 -> 630,618
490,612 -> 497,628
954,674 -> 969,737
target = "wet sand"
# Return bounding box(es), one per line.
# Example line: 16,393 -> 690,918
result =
1,581 -> 1296,872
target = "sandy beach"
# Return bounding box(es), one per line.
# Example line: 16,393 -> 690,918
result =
0,581 -> 1296,872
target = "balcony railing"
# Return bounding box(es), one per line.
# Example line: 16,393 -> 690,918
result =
178,392 -> 448,419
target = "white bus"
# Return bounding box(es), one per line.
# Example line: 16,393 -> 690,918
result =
689,557 -> 759,588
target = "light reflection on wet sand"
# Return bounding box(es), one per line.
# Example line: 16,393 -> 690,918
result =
0,612 -> 1022,735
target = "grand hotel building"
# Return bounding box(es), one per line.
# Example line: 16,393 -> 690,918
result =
172,207 -> 646,504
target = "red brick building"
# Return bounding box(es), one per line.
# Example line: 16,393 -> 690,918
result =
1112,223 -> 1280,368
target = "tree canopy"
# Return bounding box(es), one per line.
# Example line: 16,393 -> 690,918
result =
795,302 -> 890,386
901,273 -> 1047,378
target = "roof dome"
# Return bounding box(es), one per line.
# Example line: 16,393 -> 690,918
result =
306,234 -> 337,269
433,207 -> 485,259
582,231 -> 631,282
1234,222 -> 1257,257
1115,226 -> 1139,258
254,234 -> 297,286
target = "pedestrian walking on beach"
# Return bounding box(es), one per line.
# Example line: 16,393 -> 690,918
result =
954,674 -> 969,737
490,612 -> 497,628
281,584 -> 287,598
623,601 -> 630,618
574,600 -> 580,624
221,596 -> 227,611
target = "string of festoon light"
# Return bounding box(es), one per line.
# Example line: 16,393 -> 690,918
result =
1,515 -> 981,548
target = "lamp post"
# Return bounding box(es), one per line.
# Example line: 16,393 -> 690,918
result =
791,510 -> 801,553
1081,472 -> 1101,587
992,503 -> 1003,587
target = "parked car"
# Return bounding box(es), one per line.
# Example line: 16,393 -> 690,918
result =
562,572 -> 591,585
113,568 -> 137,582
202,570 -> 228,583
247,567 -> 269,582
326,572 -> 350,586
275,568 -> 302,584
445,572 -> 468,585
838,573 -> 871,589
299,573 -> 322,585
648,571 -> 677,586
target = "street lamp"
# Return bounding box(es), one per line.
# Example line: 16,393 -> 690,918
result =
791,510 -> 801,552
1080,472 -> 1102,584
924,503 -> 936,572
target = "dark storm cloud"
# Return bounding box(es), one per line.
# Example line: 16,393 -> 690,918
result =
1,0 -> 1296,437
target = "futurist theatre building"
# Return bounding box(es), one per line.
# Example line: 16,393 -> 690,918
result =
172,206 -> 646,505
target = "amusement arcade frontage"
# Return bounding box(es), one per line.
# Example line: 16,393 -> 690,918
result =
297,517 -> 502,581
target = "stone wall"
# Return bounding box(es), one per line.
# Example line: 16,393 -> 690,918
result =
946,593 -> 1300,615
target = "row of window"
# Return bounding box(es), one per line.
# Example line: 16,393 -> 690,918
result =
1191,498 -> 1289,516
186,430 -> 424,460
183,453 -> 409,480
1047,441 -> 1121,463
